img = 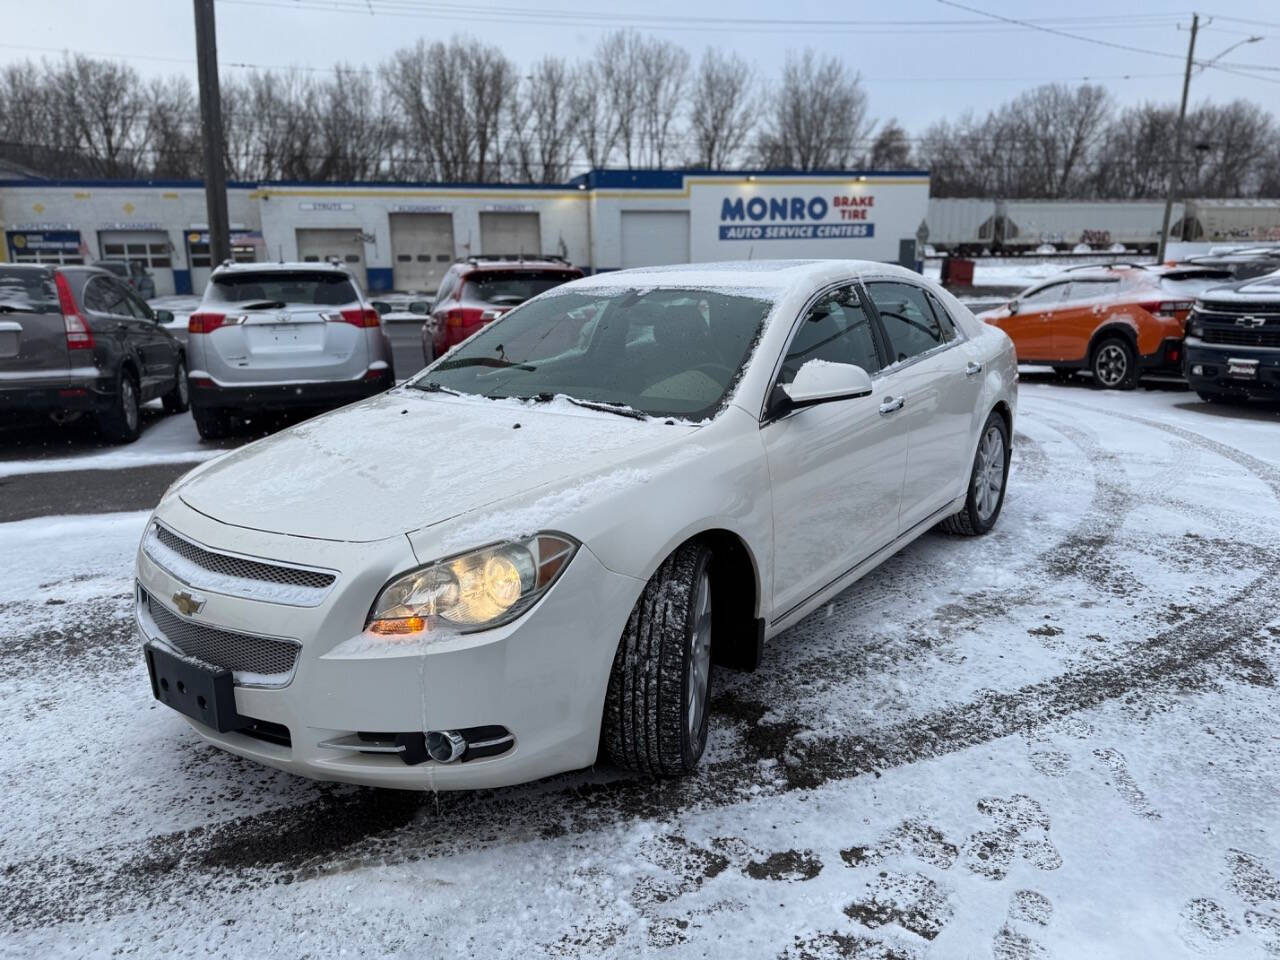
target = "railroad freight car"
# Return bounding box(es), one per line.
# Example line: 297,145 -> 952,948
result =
926,199 -> 1183,254
1175,199 -> 1280,244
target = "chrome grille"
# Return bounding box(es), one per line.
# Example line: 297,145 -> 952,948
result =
144,591 -> 300,683
1201,326 -> 1280,348
153,524 -> 335,589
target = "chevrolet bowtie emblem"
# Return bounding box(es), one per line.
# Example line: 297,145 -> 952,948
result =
1236,315 -> 1266,328
172,590 -> 206,616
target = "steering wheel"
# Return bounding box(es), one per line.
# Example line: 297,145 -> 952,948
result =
694,362 -> 734,381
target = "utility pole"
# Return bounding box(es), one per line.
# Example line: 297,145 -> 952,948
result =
194,0 -> 231,264
1157,13 -> 1198,264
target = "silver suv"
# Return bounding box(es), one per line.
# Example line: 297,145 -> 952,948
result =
187,262 -> 395,439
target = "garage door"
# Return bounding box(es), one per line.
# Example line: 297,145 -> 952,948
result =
296,229 -> 366,276
621,211 -> 690,268
479,212 -> 541,257
390,213 -> 455,293
99,230 -> 175,296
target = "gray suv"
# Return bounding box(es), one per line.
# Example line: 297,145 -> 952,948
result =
0,263 -> 187,442
186,262 -> 395,439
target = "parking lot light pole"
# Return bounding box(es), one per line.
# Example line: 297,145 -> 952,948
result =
194,0 -> 231,265
1157,14 -> 1199,264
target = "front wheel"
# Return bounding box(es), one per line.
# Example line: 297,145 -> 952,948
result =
939,411 -> 1010,536
602,541 -> 714,776
1091,337 -> 1137,390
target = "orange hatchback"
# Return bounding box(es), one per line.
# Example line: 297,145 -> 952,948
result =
978,265 -> 1229,389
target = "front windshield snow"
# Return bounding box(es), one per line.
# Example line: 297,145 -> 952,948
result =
415,287 -> 773,420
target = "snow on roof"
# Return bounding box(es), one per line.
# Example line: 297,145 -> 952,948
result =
570,259 -> 922,296
212,261 -> 353,275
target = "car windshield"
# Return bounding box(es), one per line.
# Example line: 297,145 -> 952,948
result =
0,267 -> 58,312
415,287 -> 773,420
1158,270 -> 1234,297
205,271 -> 358,306
463,270 -> 577,306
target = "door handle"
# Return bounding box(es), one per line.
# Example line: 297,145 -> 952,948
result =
878,395 -> 905,416
965,360 -> 983,377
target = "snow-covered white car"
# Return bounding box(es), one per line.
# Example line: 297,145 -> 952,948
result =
136,260 -> 1017,790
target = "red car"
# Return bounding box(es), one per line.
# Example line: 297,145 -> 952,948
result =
423,256 -> 583,363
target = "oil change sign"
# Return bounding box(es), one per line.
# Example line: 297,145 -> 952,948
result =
688,177 -> 928,263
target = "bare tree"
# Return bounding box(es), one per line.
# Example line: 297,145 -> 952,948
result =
145,76 -> 201,179
1001,83 -> 1111,197
688,49 -> 755,170
46,55 -> 149,178
383,38 -> 516,182
595,32 -> 643,167
754,51 -> 874,170
635,37 -> 689,167
868,119 -> 912,170
570,62 -> 618,169
313,66 -> 395,181
509,57 -> 578,183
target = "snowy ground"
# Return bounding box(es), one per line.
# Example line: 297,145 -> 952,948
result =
2,382 -> 1279,958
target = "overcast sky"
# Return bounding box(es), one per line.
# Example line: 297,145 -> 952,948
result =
3,0 -> 1277,135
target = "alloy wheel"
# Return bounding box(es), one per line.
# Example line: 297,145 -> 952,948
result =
974,425 -> 1005,523
686,570 -> 713,745
1095,344 -> 1129,387
122,378 -> 138,432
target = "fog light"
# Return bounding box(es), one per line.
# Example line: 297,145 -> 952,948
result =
1191,364 -> 1204,376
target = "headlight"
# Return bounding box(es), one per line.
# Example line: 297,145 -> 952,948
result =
366,533 -> 578,635
1187,310 -> 1204,338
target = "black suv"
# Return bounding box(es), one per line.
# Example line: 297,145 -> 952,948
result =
0,264 -> 188,442
1184,271 -> 1280,404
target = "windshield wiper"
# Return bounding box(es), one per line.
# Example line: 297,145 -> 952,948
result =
504,393 -> 647,420
415,380 -> 466,396
433,357 -> 537,372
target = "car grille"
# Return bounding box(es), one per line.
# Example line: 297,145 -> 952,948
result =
144,522 -> 336,606
141,588 -> 300,685
1201,326 -> 1280,348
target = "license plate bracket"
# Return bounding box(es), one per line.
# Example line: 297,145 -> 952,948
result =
144,642 -> 245,733
1228,358 -> 1259,379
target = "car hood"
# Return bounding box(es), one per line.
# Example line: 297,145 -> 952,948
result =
1198,270 -> 1280,305
177,390 -> 698,542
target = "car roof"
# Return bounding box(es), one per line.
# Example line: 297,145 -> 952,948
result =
456,257 -> 580,273
568,259 -> 926,294
211,261 -> 352,275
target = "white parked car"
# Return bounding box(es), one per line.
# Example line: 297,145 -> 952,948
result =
136,260 -> 1017,790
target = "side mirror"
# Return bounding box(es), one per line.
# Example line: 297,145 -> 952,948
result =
1007,300 -> 1020,315
778,360 -> 874,412
154,309 -> 174,325
409,301 -> 428,315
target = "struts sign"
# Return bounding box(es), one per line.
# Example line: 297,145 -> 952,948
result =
718,193 -> 876,241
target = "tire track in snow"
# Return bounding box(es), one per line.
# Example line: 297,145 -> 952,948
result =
4,397 -> 1278,933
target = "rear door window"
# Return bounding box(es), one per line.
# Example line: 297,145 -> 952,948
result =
83,276 -> 134,317
1063,279 -> 1120,302
206,271 -> 357,306
865,281 -> 951,364
1019,283 -> 1068,306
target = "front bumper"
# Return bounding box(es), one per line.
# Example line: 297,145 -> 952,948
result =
1184,339 -> 1280,397
189,368 -> 394,412
135,503 -> 643,790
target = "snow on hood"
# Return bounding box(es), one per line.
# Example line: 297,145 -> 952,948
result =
176,390 -> 697,542
1199,269 -> 1280,304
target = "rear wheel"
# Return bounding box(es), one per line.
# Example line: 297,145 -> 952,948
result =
602,541 -> 714,776
162,355 -> 190,414
939,411 -> 1010,536
1091,337 -> 1137,390
96,369 -> 141,444
193,406 -> 233,440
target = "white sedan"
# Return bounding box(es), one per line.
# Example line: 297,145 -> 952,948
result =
136,260 -> 1017,790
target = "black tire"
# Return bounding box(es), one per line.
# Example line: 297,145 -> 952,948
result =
939,411 -> 1010,536
1091,337 -> 1137,390
602,541 -> 715,776
162,354 -> 190,414
96,368 -> 142,444
192,406 -> 233,440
